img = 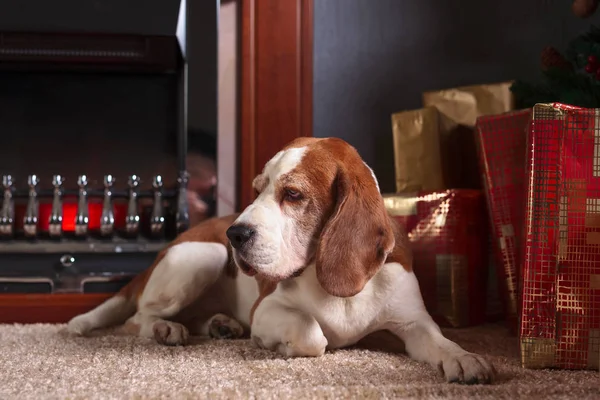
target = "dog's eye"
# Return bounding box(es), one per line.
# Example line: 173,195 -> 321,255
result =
284,188 -> 302,201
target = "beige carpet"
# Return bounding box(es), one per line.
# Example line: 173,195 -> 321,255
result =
0,323 -> 598,400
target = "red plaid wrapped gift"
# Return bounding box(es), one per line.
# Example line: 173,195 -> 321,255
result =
383,190 -> 489,328
520,103 -> 600,370
475,109 -> 531,333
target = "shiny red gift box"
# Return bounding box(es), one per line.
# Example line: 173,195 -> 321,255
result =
475,108 -> 531,333
383,190 -> 489,328
520,103 -> 600,370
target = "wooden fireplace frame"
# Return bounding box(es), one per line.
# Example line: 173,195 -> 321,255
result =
238,0 -> 314,210
0,0 -> 313,324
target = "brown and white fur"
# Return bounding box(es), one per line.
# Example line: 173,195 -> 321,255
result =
68,137 -> 495,384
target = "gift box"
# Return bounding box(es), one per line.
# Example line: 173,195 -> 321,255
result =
520,103 -> 600,370
475,108 -> 532,333
384,190 -> 489,328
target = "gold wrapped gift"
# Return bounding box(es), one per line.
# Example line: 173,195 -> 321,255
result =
391,82 -> 515,193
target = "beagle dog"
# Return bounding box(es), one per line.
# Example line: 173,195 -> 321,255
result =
68,137 -> 495,384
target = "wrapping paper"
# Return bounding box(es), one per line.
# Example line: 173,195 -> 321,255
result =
475,109 -> 532,333
520,103 -> 600,370
384,190 -> 488,328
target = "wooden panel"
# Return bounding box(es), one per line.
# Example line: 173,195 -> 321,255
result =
0,294 -> 111,324
239,0 -> 313,210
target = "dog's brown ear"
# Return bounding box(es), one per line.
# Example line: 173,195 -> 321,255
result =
315,167 -> 395,297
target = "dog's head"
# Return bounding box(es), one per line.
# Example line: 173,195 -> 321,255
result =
226,137 -> 396,297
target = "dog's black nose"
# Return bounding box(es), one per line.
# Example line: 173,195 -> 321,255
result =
226,224 -> 256,249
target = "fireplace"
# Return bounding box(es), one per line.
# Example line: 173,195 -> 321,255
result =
0,0 -> 217,295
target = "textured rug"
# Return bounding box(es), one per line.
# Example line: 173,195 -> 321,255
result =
0,323 -> 598,399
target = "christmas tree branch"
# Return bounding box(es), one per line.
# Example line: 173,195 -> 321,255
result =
511,25 -> 600,108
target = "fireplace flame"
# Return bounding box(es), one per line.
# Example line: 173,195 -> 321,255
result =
14,201 -> 128,233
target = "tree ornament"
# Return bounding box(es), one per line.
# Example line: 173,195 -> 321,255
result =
586,62 -> 596,73
541,46 -> 574,71
573,0 -> 599,18
588,54 -> 598,65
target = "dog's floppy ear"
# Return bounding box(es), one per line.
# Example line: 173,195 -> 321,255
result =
315,167 -> 395,297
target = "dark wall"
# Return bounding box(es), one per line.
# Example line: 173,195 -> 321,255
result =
313,0 -> 593,193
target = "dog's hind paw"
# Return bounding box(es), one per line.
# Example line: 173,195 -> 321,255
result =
208,313 -> 244,339
67,315 -> 93,336
153,320 -> 190,346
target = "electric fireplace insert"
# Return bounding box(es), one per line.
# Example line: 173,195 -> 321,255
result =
0,0 -> 218,295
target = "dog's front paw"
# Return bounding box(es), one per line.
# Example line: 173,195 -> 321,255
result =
153,320 -> 189,346
441,352 -> 496,385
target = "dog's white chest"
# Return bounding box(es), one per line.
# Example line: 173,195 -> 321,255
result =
272,265 -> 389,348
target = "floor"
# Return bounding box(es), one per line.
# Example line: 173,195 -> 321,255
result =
0,323 -> 598,399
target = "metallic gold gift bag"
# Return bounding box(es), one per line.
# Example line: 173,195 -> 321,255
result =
390,107 -> 446,193
422,81 -> 515,190
520,103 -> 600,370
422,81 -> 515,127
384,190 -> 489,327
